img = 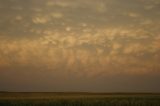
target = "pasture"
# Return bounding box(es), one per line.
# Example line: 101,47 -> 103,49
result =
0,92 -> 160,106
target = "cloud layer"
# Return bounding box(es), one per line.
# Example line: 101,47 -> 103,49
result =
0,0 -> 160,92
0,27 -> 160,76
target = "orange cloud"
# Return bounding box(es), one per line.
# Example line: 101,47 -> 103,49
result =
0,26 -> 160,77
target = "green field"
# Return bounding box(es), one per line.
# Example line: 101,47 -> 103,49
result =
0,92 -> 160,106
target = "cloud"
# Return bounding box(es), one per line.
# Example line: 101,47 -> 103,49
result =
150,39 -> 160,53
15,16 -> 23,21
46,1 -> 71,8
124,12 -> 140,18
123,43 -> 145,54
32,16 -> 50,24
51,12 -> 63,19
95,2 -> 108,13
0,25 -> 160,77
0,0 -> 160,79
112,43 -> 122,50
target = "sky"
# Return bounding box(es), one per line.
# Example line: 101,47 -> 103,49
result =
0,0 -> 160,92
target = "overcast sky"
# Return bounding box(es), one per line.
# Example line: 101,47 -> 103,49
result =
0,0 -> 160,92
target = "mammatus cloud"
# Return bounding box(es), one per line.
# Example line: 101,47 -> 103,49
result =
0,27 -> 160,77
0,0 -> 160,92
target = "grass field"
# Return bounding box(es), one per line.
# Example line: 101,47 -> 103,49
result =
0,92 -> 160,106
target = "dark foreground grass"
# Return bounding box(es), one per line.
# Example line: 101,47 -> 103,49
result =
0,92 -> 160,106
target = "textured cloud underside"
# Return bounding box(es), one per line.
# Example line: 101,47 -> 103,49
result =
0,0 -> 160,78
0,28 -> 160,77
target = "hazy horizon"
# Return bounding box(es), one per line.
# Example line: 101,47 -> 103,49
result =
0,0 -> 160,92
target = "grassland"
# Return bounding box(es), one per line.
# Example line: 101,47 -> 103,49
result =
0,92 -> 160,106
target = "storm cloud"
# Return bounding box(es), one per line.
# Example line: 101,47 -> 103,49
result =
0,0 -> 160,92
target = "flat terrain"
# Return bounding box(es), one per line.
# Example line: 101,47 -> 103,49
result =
0,92 -> 160,106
